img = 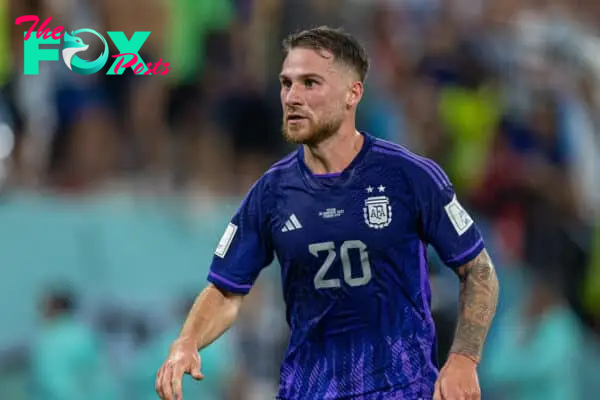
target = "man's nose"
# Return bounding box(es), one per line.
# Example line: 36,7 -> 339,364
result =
285,84 -> 303,106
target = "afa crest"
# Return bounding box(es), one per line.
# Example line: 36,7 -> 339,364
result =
363,196 -> 392,229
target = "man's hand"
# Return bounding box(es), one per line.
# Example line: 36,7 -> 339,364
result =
433,353 -> 480,400
156,338 -> 204,400
438,248 -> 498,399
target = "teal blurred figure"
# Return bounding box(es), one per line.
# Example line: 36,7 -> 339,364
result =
30,289 -> 119,400
127,297 -> 233,400
480,271 -> 584,400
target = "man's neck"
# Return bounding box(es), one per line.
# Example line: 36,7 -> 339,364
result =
303,128 -> 364,175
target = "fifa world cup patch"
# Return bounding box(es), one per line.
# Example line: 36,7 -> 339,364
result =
215,223 -> 237,258
444,195 -> 473,236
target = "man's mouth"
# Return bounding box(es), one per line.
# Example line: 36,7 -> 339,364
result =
287,114 -> 307,121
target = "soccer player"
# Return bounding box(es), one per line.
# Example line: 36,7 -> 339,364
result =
156,26 -> 499,400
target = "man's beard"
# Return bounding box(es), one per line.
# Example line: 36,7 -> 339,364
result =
282,117 -> 342,147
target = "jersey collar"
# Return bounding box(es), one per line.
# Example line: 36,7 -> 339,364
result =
297,131 -> 373,189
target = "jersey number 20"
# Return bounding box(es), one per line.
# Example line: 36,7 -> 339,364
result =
309,240 -> 372,289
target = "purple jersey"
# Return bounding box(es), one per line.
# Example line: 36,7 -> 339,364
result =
208,133 -> 485,399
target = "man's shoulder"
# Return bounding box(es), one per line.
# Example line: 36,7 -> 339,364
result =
245,150 -> 300,197
261,150 -> 300,182
370,137 -> 451,190
267,150 -> 299,172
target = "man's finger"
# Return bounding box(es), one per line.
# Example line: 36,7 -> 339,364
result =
433,379 -> 443,400
468,387 -> 481,400
160,364 -> 175,400
190,363 -> 204,380
155,366 -> 165,398
171,365 -> 185,400
191,354 -> 204,380
158,365 -> 171,400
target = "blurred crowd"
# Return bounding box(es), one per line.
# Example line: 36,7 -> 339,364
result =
2,0 -> 600,399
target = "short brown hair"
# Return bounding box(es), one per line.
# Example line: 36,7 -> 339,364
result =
282,26 -> 370,82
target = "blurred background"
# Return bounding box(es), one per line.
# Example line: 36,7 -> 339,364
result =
2,0 -> 600,399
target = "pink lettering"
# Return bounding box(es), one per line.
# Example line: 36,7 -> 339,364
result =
151,58 -> 165,75
143,62 -> 153,75
36,17 -> 51,39
134,62 -> 145,75
43,29 -> 54,40
15,15 -> 64,41
112,53 -> 139,74
51,26 -> 63,40
15,15 -> 38,41
161,63 -> 172,75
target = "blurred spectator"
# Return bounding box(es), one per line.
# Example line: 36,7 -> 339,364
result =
0,0 -> 9,86
214,77 -> 283,194
48,97 -> 119,191
126,295 -> 233,400
582,220 -> 600,334
560,68 -> 600,220
228,279 -> 288,399
481,270 -> 584,400
437,40 -> 502,197
30,288 -> 118,400
358,4 -> 411,145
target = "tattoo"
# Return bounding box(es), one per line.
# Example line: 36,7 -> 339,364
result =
450,249 -> 499,362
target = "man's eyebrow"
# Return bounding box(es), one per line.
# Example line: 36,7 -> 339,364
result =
279,73 -> 325,81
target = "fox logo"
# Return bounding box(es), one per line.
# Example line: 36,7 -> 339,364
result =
61,29 -> 108,75
16,15 -> 171,75
62,31 -> 88,69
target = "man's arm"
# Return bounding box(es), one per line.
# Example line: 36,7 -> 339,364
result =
156,284 -> 244,400
178,283 -> 244,350
450,249 -> 499,363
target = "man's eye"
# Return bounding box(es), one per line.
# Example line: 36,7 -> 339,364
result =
305,79 -> 316,87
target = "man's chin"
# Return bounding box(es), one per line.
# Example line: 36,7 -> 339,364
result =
282,128 -> 314,145
282,121 -> 339,146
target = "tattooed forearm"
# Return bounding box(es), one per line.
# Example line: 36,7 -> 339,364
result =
450,249 -> 499,362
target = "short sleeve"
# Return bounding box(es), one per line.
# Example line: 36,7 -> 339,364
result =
207,178 -> 274,294
415,163 -> 485,269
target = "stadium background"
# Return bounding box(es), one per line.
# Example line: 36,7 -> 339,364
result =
2,0 -> 600,398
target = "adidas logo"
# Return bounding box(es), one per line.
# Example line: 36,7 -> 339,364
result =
282,214 -> 302,232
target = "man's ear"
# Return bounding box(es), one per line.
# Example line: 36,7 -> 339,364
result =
347,80 -> 363,108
